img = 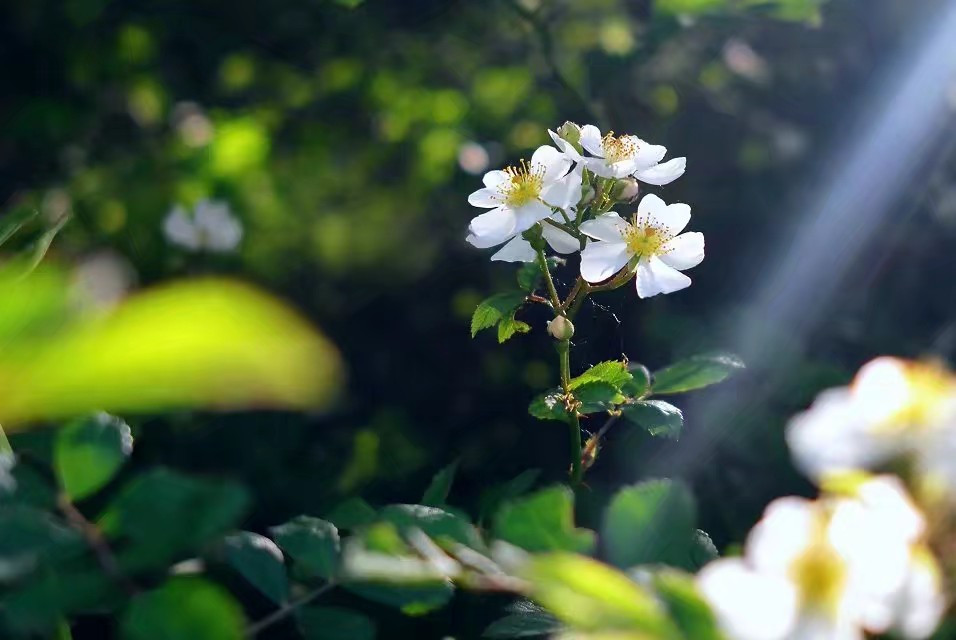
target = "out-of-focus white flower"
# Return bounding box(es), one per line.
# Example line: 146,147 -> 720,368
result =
697,477 -> 942,640
163,199 -> 243,253
457,141 -> 491,175
467,154 -> 582,262
786,358 -> 956,492
578,194 -> 703,298
549,123 -> 685,185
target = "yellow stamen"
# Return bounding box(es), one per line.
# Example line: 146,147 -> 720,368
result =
601,131 -> 639,164
497,159 -> 544,208
788,514 -> 847,616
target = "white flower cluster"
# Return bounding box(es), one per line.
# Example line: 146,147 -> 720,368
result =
698,356 -> 956,640
465,122 -> 703,299
163,199 -> 243,253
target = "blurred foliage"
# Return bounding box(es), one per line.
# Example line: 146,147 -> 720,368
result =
2,0 -> 956,637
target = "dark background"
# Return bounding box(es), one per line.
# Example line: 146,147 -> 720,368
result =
4,0 -> 956,636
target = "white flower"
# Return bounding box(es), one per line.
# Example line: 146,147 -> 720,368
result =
578,194 -> 704,298
163,199 -> 243,252
786,357 -> 956,491
467,152 -> 582,263
549,123 -> 686,184
697,477 -> 941,640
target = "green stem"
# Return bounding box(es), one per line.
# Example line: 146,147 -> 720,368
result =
245,582 -> 335,637
557,340 -> 582,485
537,247 -> 562,311
541,217 -> 580,239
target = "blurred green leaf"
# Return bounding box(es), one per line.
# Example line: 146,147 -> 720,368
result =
651,353 -> 744,396
224,531 -> 288,604
54,412 -> 132,500
346,582 -> 453,616
0,277 -> 341,426
479,469 -> 541,522
516,263 -> 543,292
99,469 -> 248,567
299,606 -> 375,640
471,292 -> 526,338
325,498 -> 378,531
0,507 -> 82,584
121,578 -> 244,640
421,460 -> 458,507
484,601 -> 562,638
494,487 -> 594,554
523,553 -> 675,635
649,570 -> 722,640
689,529 -> 719,569
0,208 -> 39,247
602,479 -> 697,570
379,504 -> 482,549
621,363 -> 652,398
270,516 -> 340,580
621,401 -> 683,440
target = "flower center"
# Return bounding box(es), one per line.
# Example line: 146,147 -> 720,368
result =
869,362 -> 956,434
623,224 -> 666,257
789,533 -> 847,616
498,159 -> 544,208
601,132 -> 638,164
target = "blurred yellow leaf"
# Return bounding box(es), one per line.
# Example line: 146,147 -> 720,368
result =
0,274 -> 341,427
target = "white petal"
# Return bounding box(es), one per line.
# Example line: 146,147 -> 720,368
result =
482,170 -> 509,188
531,145 -> 571,182
697,560 -> 797,640
890,550 -> 945,639
548,128 -> 585,163
579,212 -> 629,242
541,167 -> 582,210
585,157 -> 616,178
607,157 -> 640,179
491,236 -> 537,263
512,201 -> 553,232
746,497 -> 817,576
466,208 -> 517,248
635,157 -> 686,186
638,195 -> 692,236
580,241 -> 630,283
634,255 -> 691,298
163,207 -> 200,250
205,216 -> 243,252
630,138 -> 667,170
579,124 -> 605,156
542,221 -> 580,254
468,187 -> 501,208
660,232 -> 704,270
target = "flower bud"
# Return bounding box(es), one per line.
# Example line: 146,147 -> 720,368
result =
611,177 -> 640,203
557,121 -> 581,146
578,184 -> 596,207
547,315 -> 575,340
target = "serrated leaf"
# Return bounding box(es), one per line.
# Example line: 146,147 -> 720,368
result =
570,361 -> 633,391
575,381 -> 623,414
494,487 -> 594,554
621,400 -> 683,440
470,292 -> 527,338
652,353 -> 744,395
528,389 -> 570,422
422,461 -> 458,507
121,577 -> 244,640
498,315 -> 531,343
54,412 -> 132,500
270,516 -> 340,580
298,606 -> 375,640
224,531 -> 288,604
602,479 -> 696,569
621,363 -> 651,398
523,553 -> 676,635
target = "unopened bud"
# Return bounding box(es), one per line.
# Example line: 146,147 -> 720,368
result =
547,315 -> 575,340
578,184 -> 596,207
556,121 -> 581,146
611,177 -> 640,203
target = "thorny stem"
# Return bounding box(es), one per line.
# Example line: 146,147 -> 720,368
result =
245,582 -> 335,637
57,494 -> 139,595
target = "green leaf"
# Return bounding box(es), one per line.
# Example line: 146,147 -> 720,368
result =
98,469 -> 248,567
379,504 -> 482,549
299,606 -> 375,640
494,487 -> 594,554
651,352 -> 744,395
621,363 -> 652,398
478,469 -> 541,522
574,381 -> 622,414
528,389 -> 570,423
689,529 -> 719,569
621,400 -> 683,440
0,277 -> 341,427
602,479 -> 696,569
121,578 -> 244,640
325,498 -> 377,530
224,531 -> 288,604
484,601 -> 562,638
570,361 -> 633,391
650,570 -> 723,640
346,583 -> 453,616
0,506 -> 82,583
523,553 -> 675,635
54,412 -> 133,500
470,292 -> 527,338
0,207 -> 39,247
516,263 -> 542,292
497,315 -> 531,343
422,460 -> 459,507
270,516 -> 340,580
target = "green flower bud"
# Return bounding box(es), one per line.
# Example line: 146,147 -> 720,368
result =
521,225 -> 546,251
610,177 -> 640,203
578,184 -> 596,207
547,315 -> 575,340
557,121 -> 581,147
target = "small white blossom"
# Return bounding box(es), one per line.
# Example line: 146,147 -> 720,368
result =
163,199 -> 243,253
697,477 -> 942,640
786,357 -> 956,492
578,194 -> 704,298
466,151 -> 582,262
549,123 -> 686,184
